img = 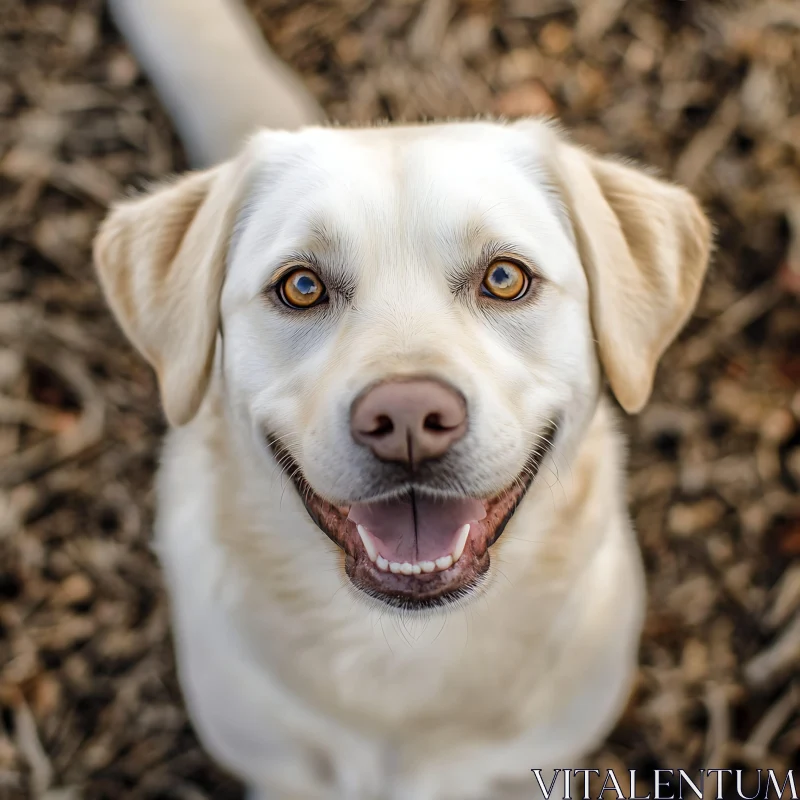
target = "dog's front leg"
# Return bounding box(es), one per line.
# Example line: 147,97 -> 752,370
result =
247,790 -> 315,800
246,789 -> 304,800
246,787 -> 388,800
487,767 -> 577,800
245,785 -> 329,800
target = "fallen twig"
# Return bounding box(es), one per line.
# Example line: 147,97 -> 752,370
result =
703,682 -> 731,770
745,612 -> 800,688
0,348 -> 104,487
675,92 -> 740,190
681,281 -> 785,369
741,683 -> 799,762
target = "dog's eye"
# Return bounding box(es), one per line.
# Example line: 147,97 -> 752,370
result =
481,260 -> 529,301
279,268 -> 327,309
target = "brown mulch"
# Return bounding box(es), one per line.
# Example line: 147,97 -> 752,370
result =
0,0 -> 798,797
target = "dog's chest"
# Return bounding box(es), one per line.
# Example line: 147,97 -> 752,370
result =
164,529 -> 640,800
174,581 -> 638,800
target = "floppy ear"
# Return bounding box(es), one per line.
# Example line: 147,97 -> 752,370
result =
550,138 -> 712,413
93,154 -> 250,426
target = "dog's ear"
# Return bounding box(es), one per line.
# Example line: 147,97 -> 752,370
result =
550,138 -> 712,413
93,155 -> 249,426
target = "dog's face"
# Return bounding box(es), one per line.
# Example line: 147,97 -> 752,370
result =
94,120 -> 711,609
221,124 -> 595,606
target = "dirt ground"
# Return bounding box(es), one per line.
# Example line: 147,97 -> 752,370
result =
0,0 -> 799,797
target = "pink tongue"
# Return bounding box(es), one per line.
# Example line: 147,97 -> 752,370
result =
348,495 -> 486,563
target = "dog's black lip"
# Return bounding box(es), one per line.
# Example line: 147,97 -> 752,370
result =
265,420 -> 559,556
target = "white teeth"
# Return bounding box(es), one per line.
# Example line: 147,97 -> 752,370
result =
357,525 -> 378,562
359,525 -> 472,576
451,524 -> 470,563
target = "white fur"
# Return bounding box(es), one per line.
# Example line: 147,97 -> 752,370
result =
152,123 -> 646,799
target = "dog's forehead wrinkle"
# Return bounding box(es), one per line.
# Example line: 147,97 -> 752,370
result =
306,216 -> 353,254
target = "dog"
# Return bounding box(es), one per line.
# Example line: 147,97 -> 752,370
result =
95,3 -> 712,798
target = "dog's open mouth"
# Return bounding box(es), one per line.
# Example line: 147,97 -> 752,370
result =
269,424 -> 557,609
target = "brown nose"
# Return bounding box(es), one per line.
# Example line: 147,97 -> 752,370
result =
351,379 -> 467,465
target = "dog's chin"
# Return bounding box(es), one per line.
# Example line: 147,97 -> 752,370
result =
269,425 -> 557,611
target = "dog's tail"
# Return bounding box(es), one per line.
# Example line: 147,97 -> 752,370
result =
108,0 -> 325,167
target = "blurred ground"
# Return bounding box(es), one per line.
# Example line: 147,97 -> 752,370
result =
0,0 -> 799,797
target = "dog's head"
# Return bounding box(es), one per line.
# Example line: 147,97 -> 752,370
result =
94,120 -> 711,609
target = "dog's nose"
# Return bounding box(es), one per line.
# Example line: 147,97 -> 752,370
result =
351,379 -> 467,465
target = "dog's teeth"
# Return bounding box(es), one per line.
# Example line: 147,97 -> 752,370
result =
377,553 -> 459,576
451,524 -> 470,563
357,525 -> 378,562
435,555 -> 453,570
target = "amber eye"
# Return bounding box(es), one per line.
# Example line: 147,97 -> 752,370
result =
481,260 -> 529,300
279,268 -> 327,309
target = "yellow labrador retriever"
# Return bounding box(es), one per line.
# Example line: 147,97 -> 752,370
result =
96,3 -> 712,798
